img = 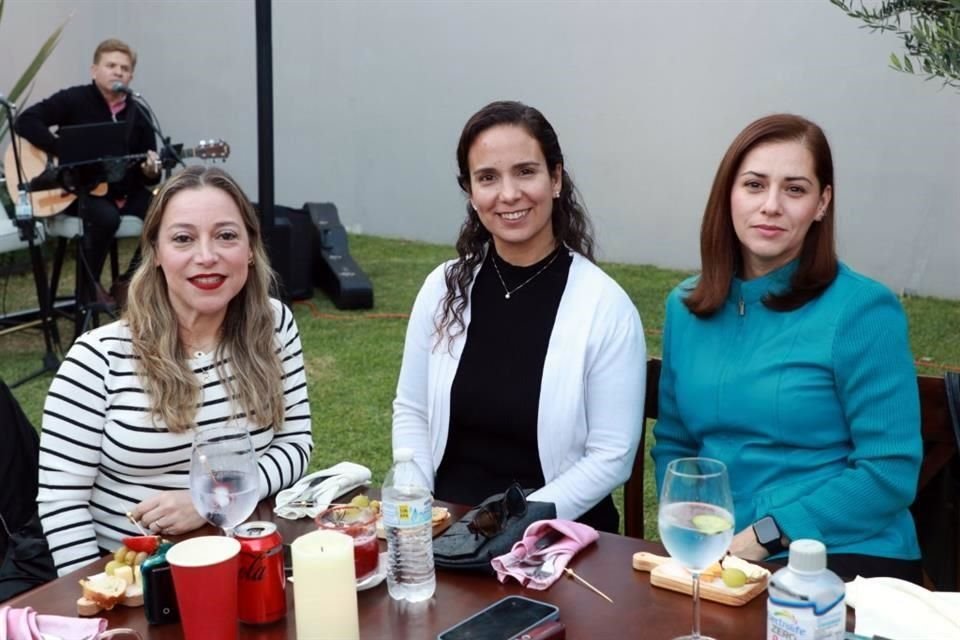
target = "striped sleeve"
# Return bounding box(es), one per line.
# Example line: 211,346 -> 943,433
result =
38,334 -> 111,575
256,300 -> 313,499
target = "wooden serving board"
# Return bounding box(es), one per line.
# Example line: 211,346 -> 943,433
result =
632,552 -> 768,607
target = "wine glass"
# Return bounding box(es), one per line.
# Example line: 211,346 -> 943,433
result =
189,425 -> 260,537
658,457 -> 734,640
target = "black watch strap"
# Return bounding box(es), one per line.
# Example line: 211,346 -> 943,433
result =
752,516 -> 787,555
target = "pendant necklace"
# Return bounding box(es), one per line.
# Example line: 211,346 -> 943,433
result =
197,360 -> 213,384
491,248 -> 561,300
192,349 -> 213,383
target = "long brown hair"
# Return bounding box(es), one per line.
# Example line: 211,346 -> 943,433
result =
438,100 -> 595,342
684,113 -> 837,317
124,166 -> 285,432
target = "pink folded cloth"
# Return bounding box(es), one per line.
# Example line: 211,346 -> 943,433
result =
0,606 -> 107,640
491,519 -> 599,590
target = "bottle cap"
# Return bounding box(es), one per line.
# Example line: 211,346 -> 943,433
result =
787,539 -> 827,574
393,447 -> 414,463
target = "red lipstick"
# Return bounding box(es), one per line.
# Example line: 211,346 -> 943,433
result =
188,275 -> 226,291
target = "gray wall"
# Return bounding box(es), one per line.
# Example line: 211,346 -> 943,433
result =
3,0 -> 958,298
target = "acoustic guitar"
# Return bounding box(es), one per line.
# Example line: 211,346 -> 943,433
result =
2,138 -> 230,218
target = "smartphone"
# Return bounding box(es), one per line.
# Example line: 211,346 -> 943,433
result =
437,595 -> 560,640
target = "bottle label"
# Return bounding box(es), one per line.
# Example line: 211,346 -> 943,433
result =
767,596 -> 845,640
382,494 -> 432,528
15,193 -> 32,221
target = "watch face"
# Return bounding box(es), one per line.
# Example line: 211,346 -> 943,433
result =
754,517 -> 780,544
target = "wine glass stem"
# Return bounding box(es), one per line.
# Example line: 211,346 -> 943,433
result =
691,571 -> 702,639
223,527 -> 235,538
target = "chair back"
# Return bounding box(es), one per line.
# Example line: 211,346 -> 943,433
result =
911,373 -> 960,590
623,358 -> 660,539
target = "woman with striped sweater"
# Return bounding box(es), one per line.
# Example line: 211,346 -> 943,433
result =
38,167 -> 313,575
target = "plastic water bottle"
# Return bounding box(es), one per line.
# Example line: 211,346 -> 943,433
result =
767,539 -> 846,640
15,191 -> 33,222
381,447 -> 435,602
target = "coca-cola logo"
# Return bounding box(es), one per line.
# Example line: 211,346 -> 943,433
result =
240,552 -> 267,581
239,545 -> 282,582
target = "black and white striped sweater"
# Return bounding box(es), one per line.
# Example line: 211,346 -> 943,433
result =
38,299 -> 313,575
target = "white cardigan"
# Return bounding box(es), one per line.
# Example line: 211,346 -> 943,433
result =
392,250 -> 646,520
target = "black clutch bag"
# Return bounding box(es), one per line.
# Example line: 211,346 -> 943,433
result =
433,486 -> 556,573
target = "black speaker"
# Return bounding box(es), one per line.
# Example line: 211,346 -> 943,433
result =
305,202 -> 373,309
259,203 -> 314,301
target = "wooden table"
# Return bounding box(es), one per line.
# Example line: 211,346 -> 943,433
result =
4,499 -> 769,639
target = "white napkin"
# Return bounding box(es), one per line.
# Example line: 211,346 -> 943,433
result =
273,462 -> 371,520
846,575 -> 960,639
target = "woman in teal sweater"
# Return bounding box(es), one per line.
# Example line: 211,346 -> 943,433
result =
652,114 -> 922,582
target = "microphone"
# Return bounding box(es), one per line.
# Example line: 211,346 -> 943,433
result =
0,93 -> 15,109
111,82 -> 141,98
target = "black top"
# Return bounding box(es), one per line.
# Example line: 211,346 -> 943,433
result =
14,82 -> 158,198
435,246 -> 619,533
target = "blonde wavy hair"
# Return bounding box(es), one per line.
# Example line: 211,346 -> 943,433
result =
124,166 -> 284,433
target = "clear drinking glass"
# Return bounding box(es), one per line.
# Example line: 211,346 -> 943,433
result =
316,505 -> 380,582
189,425 -> 259,537
658,457 -> 734,640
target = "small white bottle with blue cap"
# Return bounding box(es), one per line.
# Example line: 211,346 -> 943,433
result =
767,539 -> 846,640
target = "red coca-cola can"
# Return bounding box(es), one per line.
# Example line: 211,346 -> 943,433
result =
236,521 -> 286,624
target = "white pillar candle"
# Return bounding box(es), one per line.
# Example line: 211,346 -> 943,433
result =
292,530 -> 360,640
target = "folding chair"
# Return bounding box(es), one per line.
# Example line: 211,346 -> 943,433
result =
45,211 -> 142,342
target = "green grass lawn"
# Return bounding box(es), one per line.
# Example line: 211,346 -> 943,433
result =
2,234 -> 958,539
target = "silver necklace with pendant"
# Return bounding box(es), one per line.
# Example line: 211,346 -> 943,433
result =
491,249 -> 561,300
194,351 -> 213,383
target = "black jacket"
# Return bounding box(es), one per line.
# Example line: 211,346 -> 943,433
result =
0,380 -> 55,600
14,81 -> 158,198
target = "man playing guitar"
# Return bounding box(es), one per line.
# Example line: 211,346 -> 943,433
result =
14,38 -> 160,303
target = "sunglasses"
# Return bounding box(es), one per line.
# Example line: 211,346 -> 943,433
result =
467,483 -> 527,538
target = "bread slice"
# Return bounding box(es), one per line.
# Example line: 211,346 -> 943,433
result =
122,581 -> 144,607
76,596 -> 104,617
76,574 -> 144,615
79,573 -> 128,610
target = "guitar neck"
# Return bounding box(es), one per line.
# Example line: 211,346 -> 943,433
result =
59,146 -> 202,170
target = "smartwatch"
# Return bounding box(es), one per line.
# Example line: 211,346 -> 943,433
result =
752,516 -> 788,556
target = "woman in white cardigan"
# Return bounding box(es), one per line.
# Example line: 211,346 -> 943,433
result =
392,101 -> 646,532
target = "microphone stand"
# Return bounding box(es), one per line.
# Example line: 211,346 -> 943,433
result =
54,158 -> 120,339
1,101 -> 62,387
128,92 -> 182,172
114,91 -> 176,282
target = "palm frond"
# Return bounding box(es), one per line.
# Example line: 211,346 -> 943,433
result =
7,18 -> 68,102
0,9 -> 69,147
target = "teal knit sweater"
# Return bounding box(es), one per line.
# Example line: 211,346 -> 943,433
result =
652,261 -> 921,560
